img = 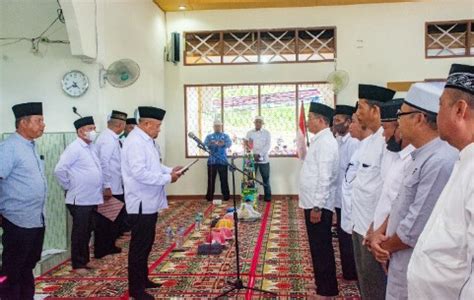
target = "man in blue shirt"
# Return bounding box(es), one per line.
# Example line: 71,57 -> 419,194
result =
0,102 -> 47,300
204,120 -> 232,202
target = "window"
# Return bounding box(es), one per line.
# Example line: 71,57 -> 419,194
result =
426,20 -> 474,58
184,27 -> 336,65
185,82 -> 335,157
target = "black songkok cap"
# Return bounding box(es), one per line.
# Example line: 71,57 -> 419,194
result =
335,105 -> 356,116
381,98 -> 404,122
126,118 -> 137,125
12,102 -> 43,119
309,102 -> 335,120
445,63 -> 474,95
137,106 -> 166,121
74,116 -> 95,130
359,84 -> 396,104
110,110 -> 127,121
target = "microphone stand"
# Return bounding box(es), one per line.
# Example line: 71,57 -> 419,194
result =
192,141 -> 276,299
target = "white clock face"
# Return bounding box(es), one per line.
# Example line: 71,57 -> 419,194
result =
62,70 -> 89,97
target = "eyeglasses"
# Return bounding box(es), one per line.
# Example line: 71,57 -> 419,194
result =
396,109 -> 423,119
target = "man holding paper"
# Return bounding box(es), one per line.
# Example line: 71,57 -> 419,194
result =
121,106 -> 183,299
94,110 -> 128,258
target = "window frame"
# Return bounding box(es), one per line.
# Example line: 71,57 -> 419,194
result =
183,27 -> 337,66
184,81 -> 336,158
425,19 -> 474,59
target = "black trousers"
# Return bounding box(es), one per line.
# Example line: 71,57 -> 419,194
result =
335,207 -> 358,280
0,217 -> 45,300
304,209 -> 339,296
94,194 -> 124,258
128,212 -> 158,296
255,163 -> 272,201
66,204 -> 96,269
115,194 -> 130,236
206,164 -> 230,201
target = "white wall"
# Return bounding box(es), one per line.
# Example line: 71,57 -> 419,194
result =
0,0 -> 167,138
163,0 -> 474,196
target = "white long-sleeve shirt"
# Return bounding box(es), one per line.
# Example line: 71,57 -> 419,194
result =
298,128 -> 339,211
340,135 -> 368,234
373,145 -> 415,230
335,133 -> 360,209
121,127 -> 172,214
246,128 -> 271,164
351,126 -> 386,236
95,128 -> 123,195
54,138 -> 103,206
407,142 -> 474,300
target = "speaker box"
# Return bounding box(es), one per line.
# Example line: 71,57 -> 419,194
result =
171,32 -> 180,63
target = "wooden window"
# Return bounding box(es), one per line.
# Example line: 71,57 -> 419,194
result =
297,28 -> 336,61
185,82 -> 335,157
184,27 -> 336,65
426,20 -> 473,58
185,32 -> 222,64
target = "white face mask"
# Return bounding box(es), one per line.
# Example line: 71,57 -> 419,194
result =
87,130 -> 98,141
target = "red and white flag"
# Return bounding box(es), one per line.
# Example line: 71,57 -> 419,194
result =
296,102 -> 307,160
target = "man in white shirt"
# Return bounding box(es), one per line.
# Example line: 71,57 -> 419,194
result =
340,114 -> 372,236
367,99 -> 415,247
121,106 -> 183,299
352,84 -> 396,300
378,83 -> 458,300
246,116 -> 272,201
368,99 -> 415,269
333,105 -> 359,281
299,102 -> 339,298
54,116 -> 103,275
94,110 -> 127,259
408,63 -> 474,299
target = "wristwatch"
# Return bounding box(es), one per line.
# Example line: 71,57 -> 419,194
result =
312,207 -> 321,213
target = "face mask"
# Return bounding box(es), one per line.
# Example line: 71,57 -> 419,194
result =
386,134 -> 402,152
333,122 -> 349,136
87,130 -> 98,142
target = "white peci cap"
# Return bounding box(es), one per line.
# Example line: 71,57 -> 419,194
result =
405,82 -> 445,114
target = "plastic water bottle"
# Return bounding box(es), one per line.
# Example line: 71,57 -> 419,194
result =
176,225 -> 185,250
165,226 -> 173,243
195,213 -> 203,231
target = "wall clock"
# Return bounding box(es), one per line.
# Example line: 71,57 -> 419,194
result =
61,70 -> 89,97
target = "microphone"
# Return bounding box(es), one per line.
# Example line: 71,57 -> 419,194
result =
72,107 -> 83,118
188,132 -> 208,150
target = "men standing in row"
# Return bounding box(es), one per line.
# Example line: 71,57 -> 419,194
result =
408,64 -> 474,299
333,105 -> 359,281
352,84 -> 395,299
121,106 -> 183,299
246,116 -> 272,202
379,82 -> 459,299
0,103 -> 47,300
299,102 -> 339,299
54,116 -> 103,275
205,120 -> 232,202
94,110 -> 127,258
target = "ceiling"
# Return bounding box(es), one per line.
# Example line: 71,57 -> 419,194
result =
154,0 -> 415,12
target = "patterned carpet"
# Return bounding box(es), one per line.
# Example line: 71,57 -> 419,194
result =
36,199 -> 360,299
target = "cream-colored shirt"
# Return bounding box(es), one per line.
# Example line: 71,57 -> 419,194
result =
373,145 -> 415,230
407,142 -> 474,300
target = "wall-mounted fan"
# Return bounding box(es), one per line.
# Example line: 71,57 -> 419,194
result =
99,59 -> 140,88
327,70 -> 349,95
